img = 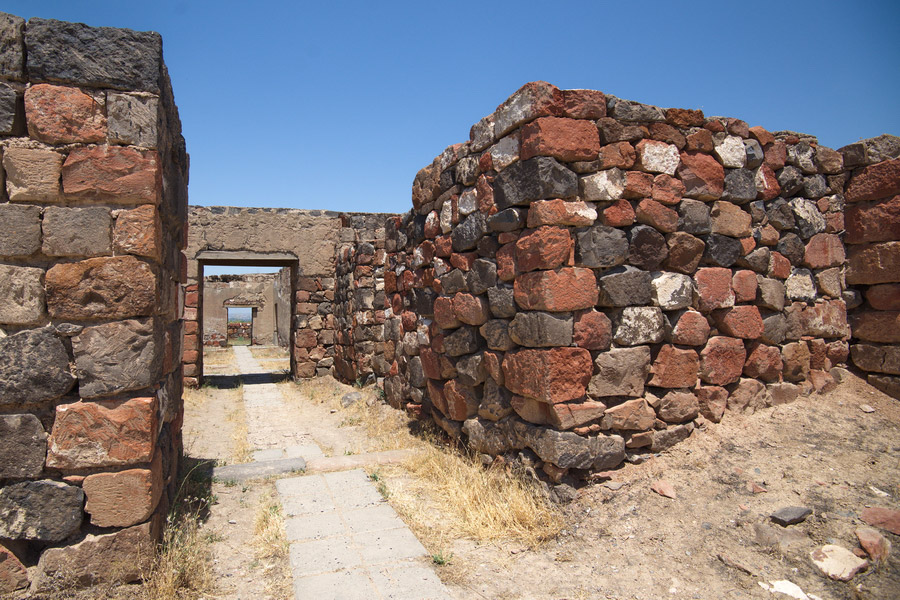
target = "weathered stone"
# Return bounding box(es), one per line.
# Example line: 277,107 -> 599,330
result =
440,269 -> 468,295
113,204 -> 162,259
494,157 -> 578,209
756,276 -> 785,311
549,400 -> 608,430
700,336 -> 746,385
479,320 -> 513,351
589,346 -> 651,398
782,341 -> 811,382
678,199 -> 710,235
515,226 -> 571,272
527,199 -> 596,227
608,97 -> 665,122
562,88 -> 606,119
657,391 -> 699,423
575,224 -> 628,268
488,207 -> 526,233
799,299 -> 849,338
856,526 -> 891,563
635,139 -> 680,175
671,309 -> 710,346
803,174 -> 827,199
602,198 -> 635,227
63,145 -> 159,204
0,204 -> 41,257
451,212 -> 488,252
442,380 -> 480,421
581,168 -> 625,201
771,506 -> 812,526
810,545 -> 868,582
0,328 -> 75,405
703,234 -> 742,268
0,12 -> 25,80
790,198 -> 826,239
520,116 -> 600,162
46,256 -> 156,320
785,268 -> 817,302
511,395 -> 551,425
42,206 -> 112,257
83,460 -> 161,528
627,225 -> 668,270
649,345 -> 699,388
861,506 -> 900,536
739,246 -> 771,273
650,423 -> 693,452
487,286 -> 516,318
650,272 -> 693,310
845,195 -> 900,244
696,385 -> 728,422
635,199 -> 678,233
777,166 -> 804,196
3,147 -> 63,202
24,83 -> 106,144
713,135 -> 746,168
765,199 -> 795,231
664,231 -> 705,274
493,81 -> 563,138
846,242 -> 900,285
845,158 -> 900,203
743,344 -> 783,381
0,414 -> 47,478
597,266 -> 651,307
514,267 -> 598,312
710,201 -> 752,237
0,265 -> 45,326
852,344 -> 900,375
508,312 -> 572,347
503,347 -> 592,404
602,398 -> 656,431
598,115 -> 648,143
850,311 -> 900,343
72,318 -> 161,398
108,92 -> 158,147
0,543 -> 28,594
0,480 -> 83,542
443,326 -> 481,357
694,267 -> 735,312
768,382 -> 801,405
33,522 -> 155,589
755,165 -> 781,200
434,296 -> 461,330
713,306 -> 764,339
727,378 -> 771,413
776,233 -> 805,265
451,292 -> 489,326
722,168 -> 756,203
490,135 -> 520,171
47,396 -> 156,469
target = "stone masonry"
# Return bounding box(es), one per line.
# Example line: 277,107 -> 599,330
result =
382,81 -> 900,492
202,272 -> 289,346
0,13 -> 187,594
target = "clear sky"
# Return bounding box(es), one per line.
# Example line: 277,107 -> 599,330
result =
5,0 -> 899,218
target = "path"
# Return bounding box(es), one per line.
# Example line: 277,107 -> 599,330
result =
214,346 -> 452,600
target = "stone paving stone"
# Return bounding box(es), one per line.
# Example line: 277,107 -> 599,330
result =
280,486 -> 336,517
285,443 -> 324,459
293,569 -> 376,600
355,527 -> 429,564
370,563 -> 454,600
332,483 -> 385,511
345,504 -> 407,534
289,536 -> 362,577
251,448 -> 283,461
323,468 -> 374,489
285,512 -> 344,543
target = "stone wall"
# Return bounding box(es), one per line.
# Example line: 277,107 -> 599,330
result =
274,266 -> 291,347
383,81 -> 898,490
0,13 -> 187,593
842,137 -> 900,396
332,213 -> 392,384
202,273 -> 279,346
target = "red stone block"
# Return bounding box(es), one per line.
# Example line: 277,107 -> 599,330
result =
598,142 -> 635,169
704,120 -> 725,133
699,336 -> 746,385
527,199 -> 596,227
562,88 -> 607,119
677,151 -> 724,200
713,306 -> 764,339
443,380 -> 479,421
573,310 -> 612,350
866,284 -> 900,310
803,233 -> 845,269
768,251 -> 791,279
183,320 -> 198,335
623,171 -> 653,199
497,232 -> 519,244
46,256 -> 157,320
726,118 -> 750,138
696,385 -> 728,422
846,242 -> 900,285
496,242 -> 517,281
685,129 -> 714,153
743,343 -> 783,382
825,211 -> 844,234
502,347 -> 593,404
62,145 -> 159,204
450,251 -> 477,271
424,211 -> 441,238
482,350 -> 503,383
845,158 -> 900,203
671,309 -> 710,346
651,174 -> 685,205
635,199 -> 678,233
748,126 -> 775,147
434,235 -> 452,257
549,400 -> 608,430
850,311 -> 900,343
384,271 -> 397,293
732,270 -> 757,303
515,226 -> 572,272
755,164 -> 781,201
826,340 -> 850,366
451,293 -> 489,326
602,199 -> 635,227
478,151 -> 493,173
694,267 -> 735,312
514,267 -> 598,311
520,116 -> 600,162
25,83 -> 107,144
665,232 -> 705,274
401,311 -> 417,331
666,108 -> 705,128
83,458 -> 162,527
476,174 -> 495,214
845,195 -> 900,244
649,123 -> 686,149
295,329 -> 317,348
649,345 -> 700,388
426,380 -> 448,417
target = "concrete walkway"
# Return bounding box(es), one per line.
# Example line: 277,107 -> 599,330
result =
227,346 -> 453,600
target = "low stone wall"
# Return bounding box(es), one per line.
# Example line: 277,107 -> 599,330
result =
0,13 -> 187,593
841,138 -> 900,396
383,81 -> 897,489
333,213 -> 393,384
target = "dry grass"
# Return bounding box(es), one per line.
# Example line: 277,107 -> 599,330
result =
257,359 -> 290,371
225,398 -> 252,464
252,484 -> 291,598
341,395 -> 425,453
202,346 -> 234,367
248,345 -> 290,360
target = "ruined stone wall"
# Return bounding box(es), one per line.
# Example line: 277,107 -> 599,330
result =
332,213 -> 394,384
842,138 -> 900,396
274,266 -> 291,347
0,13 -> 188,592
382,81 -> 898,490
202,273 -> 278,346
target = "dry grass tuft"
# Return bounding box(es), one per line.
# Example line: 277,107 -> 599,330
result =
248,345 -> 290,360
225,402 -> 252,464
201,346 -> 235,367
252,485 -> 291,597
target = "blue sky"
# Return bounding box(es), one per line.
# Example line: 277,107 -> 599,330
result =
6,1 -> 899,219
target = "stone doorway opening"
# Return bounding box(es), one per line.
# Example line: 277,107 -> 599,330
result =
188,251 -> 298,385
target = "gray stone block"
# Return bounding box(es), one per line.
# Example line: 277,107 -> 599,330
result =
0,81 -> 17,134
0,414 -> 47,478
494,157 -> 578,210
72,318 -> 162,398
0,328 -> 75,405
0,12 -> 24,80
0,203 -> 41,257
575,224 -> 627,269
26,18 -> 162,92
589,346 -> 651,398
0,480 -> 83,542
0,264 -> 45,326
108,92 -> 158,148
508,311 -> 573,347
42,206 -> 112,257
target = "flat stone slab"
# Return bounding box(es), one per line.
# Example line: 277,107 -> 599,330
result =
304,449 -> 416,473
770,506 -> 812,526
212,457 -> 307,482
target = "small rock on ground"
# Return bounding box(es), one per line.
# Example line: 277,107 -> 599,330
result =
809,544 -> 868,581
770,506 -> 811,526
